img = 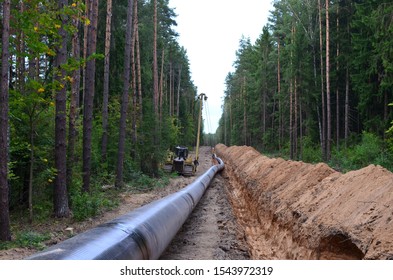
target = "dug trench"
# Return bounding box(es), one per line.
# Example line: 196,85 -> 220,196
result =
215,144 -> 393,260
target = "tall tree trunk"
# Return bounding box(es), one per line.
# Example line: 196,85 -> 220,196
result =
136,15 -> 142,123
326,0 -> 331,161
229,95 -> 233,140
54,0 -> 70,218
277,39 -> 282,151
289,25 -> 295,159
159,49 -> 165,122
336,4 -> 340,151
101,0 -> 113,162
153,0 -> 159,118
115,0 -> 134,188
82,0 -> 90,108
345,66 -> 349,148
318,0 -> 326,160
0,0 -> 11,242
169,61 -> 173,116
16,2 -> 25,94
67,13 -> 81,187
242,75 -> 247,145
176,65 -> 182,118
294,75 -> 298,158
299,91 -> 303,159
28,115 -> 35,223
289,77 -> 293,159
82,0 -> 99,192
224,102 -> 227,145
262,45 -> 267,147
131,0 -> 137,156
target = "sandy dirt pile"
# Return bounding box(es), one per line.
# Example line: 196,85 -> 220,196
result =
216,144 -> 393,260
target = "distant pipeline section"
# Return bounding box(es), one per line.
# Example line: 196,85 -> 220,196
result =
27,157 -> 224,260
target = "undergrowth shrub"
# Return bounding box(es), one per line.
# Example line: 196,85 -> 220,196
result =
125,171 -> 171,192
301,136 -> 322,163
0,231 -> 52,250
331,131 -> 392,172
70,190 -> 118,222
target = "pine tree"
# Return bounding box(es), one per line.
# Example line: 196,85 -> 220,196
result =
0,0 -> 12,241
54,0 -> 70,218
82,0 -> 99,192
67,6 -> 81,187
115,0 -> 134,188
325,0 -> 331,161
101,0 -> 113,162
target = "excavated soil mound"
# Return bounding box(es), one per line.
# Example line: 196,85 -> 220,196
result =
216,144 -> 393,260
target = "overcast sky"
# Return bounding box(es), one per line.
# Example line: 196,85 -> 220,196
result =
169,0 -> 274,134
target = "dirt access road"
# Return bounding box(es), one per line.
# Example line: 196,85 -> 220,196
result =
160,150 -> 249,259
0,146 -> 249,260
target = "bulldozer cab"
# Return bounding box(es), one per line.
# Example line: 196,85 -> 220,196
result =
175,146 -> 188,160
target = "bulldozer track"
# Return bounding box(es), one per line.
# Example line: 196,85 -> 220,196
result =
163,164 -> 173,173
181,165 -> 195,176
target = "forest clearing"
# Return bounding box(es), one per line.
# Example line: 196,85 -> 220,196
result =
1,0 -> 393,262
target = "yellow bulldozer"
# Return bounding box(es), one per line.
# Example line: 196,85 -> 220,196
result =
163,93 -> 207,176
163,146 -> 197,176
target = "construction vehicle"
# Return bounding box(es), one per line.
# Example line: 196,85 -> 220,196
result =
173,146 -> 197,176
163,93 -> 207,176
163,146 -> 195,176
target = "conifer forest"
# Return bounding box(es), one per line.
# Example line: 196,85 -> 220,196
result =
1,0 -> 393,243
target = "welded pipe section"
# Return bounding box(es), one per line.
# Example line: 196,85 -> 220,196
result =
27,157 -> 224,260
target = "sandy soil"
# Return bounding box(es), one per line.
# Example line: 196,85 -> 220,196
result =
215,144 -> 393,260
0,146 -> 249,260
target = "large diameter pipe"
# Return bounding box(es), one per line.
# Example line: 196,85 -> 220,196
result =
27,157 -> 224,260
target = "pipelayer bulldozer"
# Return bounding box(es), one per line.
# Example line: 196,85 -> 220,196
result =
163,146 -> 197,176
163,93 -> 207,176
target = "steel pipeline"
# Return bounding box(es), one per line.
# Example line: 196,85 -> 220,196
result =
27,157 -> 224,260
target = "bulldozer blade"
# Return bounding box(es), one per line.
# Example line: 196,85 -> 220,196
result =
182,165 -> 195,176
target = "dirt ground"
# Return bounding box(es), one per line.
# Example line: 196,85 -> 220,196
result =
215,144 -> 393,260
160,173 -> 249,260
0,146 -> 249,260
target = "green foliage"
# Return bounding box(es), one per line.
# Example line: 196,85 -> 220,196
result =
331,132 -> 391,172
70,190 -> 118,222
15,231 -> 51,250
162,116 -> 181,148
351,132 -> 382,166
301,136 -> 322,163
0,231 -> 51,250
125,171 -> 170,192
180,114 -> 196,147
32,200 -> 54,222
8,85 -> 56,210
